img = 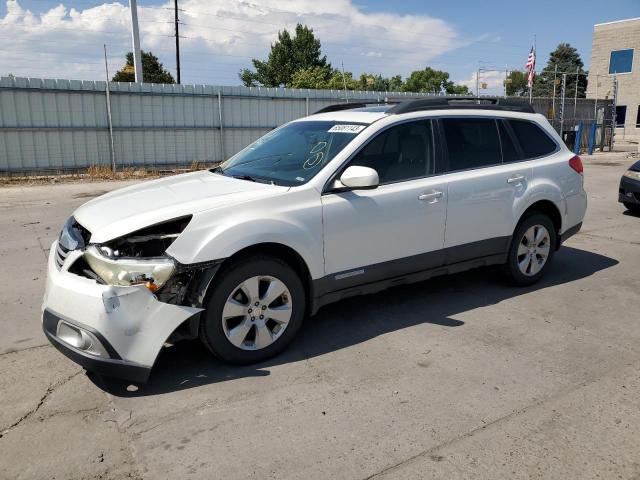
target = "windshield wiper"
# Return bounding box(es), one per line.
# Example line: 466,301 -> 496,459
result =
232,174 -> 259,182
210,166 -> 225,175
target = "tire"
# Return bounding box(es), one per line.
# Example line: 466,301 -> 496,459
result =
623,202 -> 640,214
502,213 -> 557,286
199,255 -> 306,364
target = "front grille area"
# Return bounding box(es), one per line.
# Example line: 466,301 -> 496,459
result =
55,217 -> 91,270
55,242 -> 71,269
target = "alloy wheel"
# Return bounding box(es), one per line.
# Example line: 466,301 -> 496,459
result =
517,224 -> 551,276
221,275 -> 292,350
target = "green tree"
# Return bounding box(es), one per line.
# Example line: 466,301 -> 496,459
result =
111,51 -> 175,84
532,43 -> 587,98
326,70 -> 360,90
388,75 -> 403,92
239,24 -> 331,87
290,66 -> 330,89
401,67 -> 470,94
445,83 -> 471,95
357,73 -> 390,91
505,70 -> 528,96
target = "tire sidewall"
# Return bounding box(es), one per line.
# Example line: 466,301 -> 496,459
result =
506,214 -> 557,286
200,256 -> 306,364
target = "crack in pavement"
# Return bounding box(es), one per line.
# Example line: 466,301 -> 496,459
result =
0,343 -> 50,357
103,394 -> 143,479
576,231 -> 640,246
362,368 -> 629,480
0,369 -> 82,438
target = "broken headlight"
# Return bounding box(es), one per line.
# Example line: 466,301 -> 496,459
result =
82,216 -> 191,291
84,246 -> 176,290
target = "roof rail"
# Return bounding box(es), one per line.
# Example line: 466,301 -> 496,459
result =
313,101 -> 397,114
386,97 -> 535,115
314,103 -> 370,114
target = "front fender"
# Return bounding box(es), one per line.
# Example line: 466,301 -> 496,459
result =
167,211 -> 324,280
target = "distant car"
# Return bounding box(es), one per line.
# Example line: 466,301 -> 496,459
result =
43,97 -> 587,383
619,159 -> 640,213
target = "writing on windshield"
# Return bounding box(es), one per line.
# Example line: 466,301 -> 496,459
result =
217,121 -> 367,186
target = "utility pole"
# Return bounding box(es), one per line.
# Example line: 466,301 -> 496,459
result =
476,64 -> 480,99
504,65 -> 508,97
128,0 -> 143,83
341,61 -> 348,103
551,64 -> 558,127
174,0 -> 181,84
573,67 -> 579,118
103,44 -> 116,172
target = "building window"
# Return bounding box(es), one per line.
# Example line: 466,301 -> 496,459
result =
636,106 -> 640,128
609,49 -> 634,74
616,106 -> 627,127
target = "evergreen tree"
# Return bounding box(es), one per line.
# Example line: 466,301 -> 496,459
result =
112,51 -> 175,84
532,43 -> 587,98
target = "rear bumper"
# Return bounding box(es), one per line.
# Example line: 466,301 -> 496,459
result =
619,176 -> 640,205
42,309 -> 151,383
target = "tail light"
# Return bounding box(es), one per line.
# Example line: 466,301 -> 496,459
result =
569,155 -> 583,175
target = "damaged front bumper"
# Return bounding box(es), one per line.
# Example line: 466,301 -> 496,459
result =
42,241 -> 202,383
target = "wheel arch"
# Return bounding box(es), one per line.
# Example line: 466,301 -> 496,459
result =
222,242 -> 314,304
516,200 -> 563,249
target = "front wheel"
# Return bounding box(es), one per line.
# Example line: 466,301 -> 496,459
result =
503,214 -> 557,286
200,256 -> 306,364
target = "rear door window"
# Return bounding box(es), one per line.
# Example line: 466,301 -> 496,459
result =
508,120 -> 557,159
440,118 -> 502,172
498,121 -> 523,163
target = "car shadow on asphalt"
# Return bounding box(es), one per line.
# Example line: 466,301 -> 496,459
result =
92,246 -> 618,397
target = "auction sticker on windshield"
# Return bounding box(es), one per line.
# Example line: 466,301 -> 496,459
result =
328,124 -> 366,133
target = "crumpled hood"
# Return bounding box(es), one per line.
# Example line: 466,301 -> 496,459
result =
74,170 -> 289,243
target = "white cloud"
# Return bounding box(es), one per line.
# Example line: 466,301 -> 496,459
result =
459,69 -> 508,94
0,0 -> 461,84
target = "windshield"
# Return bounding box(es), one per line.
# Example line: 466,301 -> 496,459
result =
216,120 -> 367,186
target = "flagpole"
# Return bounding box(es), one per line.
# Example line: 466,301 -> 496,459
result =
529,34 -> 536,104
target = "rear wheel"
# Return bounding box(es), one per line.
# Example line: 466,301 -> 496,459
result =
199,255 -> 306,364
503,214 -> 556,286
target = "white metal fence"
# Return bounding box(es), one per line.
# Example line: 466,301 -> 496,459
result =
0,76 -> 429,174
0,76 -> 615,174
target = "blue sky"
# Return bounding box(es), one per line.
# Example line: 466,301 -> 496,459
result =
1,0 -> 638,92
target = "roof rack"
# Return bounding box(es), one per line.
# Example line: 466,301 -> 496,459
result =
387,97 -> 535,114
314,102 -> 395,114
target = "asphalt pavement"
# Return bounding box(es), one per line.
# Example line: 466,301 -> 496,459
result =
1,152 -> 639,480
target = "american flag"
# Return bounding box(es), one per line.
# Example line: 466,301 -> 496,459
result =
525,47 -> 536,88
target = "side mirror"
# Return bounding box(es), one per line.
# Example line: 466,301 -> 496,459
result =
339,166 -> 379,190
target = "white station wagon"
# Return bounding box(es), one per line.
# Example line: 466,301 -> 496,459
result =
43,98 -> 587,382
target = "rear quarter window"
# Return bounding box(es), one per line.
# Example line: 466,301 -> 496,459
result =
509,120 -> 557,159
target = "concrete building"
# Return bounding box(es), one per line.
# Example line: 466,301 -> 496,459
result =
586,17 -> 640,143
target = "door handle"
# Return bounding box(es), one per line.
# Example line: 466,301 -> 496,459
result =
507,174 -> 525,184
418,190 -> 444,203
